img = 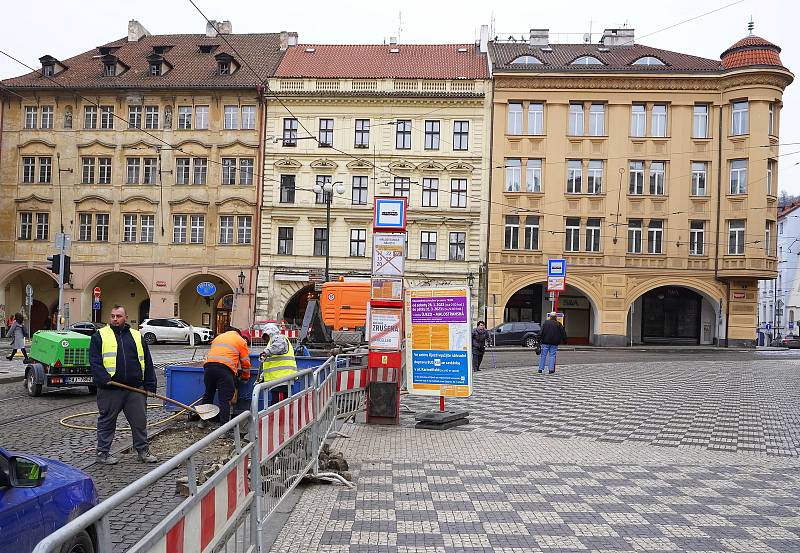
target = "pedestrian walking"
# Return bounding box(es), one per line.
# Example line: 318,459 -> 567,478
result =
198,326 -> 251,429
89,304 -> 158,465
259,323 -> 297,405
472,320 -> 489,372
538,313 -> 567,374
6,313 -> 29,362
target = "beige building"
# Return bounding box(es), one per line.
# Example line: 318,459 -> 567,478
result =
487,27 -> 792,346
257,43 -> 491,324
0,20 -> 293,333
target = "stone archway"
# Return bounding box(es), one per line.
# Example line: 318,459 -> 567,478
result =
175,274 -> 234,331
283,285 -> 315,327
84,271 -> 150,326
0,268 -> 59,333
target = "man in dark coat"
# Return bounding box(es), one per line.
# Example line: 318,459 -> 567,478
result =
472,321 -> 489,372
538,313 -> 567,374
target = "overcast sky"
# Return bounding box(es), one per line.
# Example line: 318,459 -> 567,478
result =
1,0 -> 798,193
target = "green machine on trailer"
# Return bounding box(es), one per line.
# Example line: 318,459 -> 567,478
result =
24,330 -> 96,396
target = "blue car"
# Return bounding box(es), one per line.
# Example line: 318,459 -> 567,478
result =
0,447 -> 100,553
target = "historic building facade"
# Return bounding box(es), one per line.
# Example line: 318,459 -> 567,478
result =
256,43 -> 491,324
0,20 -> 294,332
487,27 -> 792,346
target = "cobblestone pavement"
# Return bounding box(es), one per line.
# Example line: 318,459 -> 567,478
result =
270,359 -> 800,552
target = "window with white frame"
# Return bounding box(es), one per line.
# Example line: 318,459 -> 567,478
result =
508,102 -> 523,135
144,106 -> 159,129
222,158 -> 237,185
352,176 -> 368,205
195,105 -> 209,129
649,161 -> 665,195
528,102 -> 544,135
572,56 -> 603,65
647,220 -> 663,254
567,160 -> 582,193
140,214 -> 154,243
24,106 -> 37,129
423,120 -> 440,150
691,162 -> 707,196
422,178 -> 438,207
393,177 -> 410,200
450,178 -> 467,208
586,217 -> 601,252
630,104 -> 646,137
315,175 -> 332,204
193,158 -> 208,185
420,231 -> 437,260
627,220 -> 642,253
280,175 -> 295,203
175,158 -> 190,185
313,228 -> 328,256
505,159 -> 521,192
282,118 -> 298,146
651,104 -> 667,137
629,161 -> 644,195
731,101 -> 749,135
40,106 -> 53,129
224,105 -> 238,129
22,157 -> 35,183
565,217 -> 581,251
126,158 -> 141,185
730,159 -> 747,195
78,213 -> 92,241
524,216 -> 539,250
190,215 -> 205,244
239,159 -> 253,185
143,158 -> 157,185
355,119 -> 370,148
277,227 -> 293,255
504,215 -> 519,249
395,120 -> 411,149
84,106 -> 97,129
768,102 -> 775,136
35,212 -> 49,240
526,159 -> 542,192
123,214 -> 137,242
689,221 -> 705,256
453,121 -> 469,150
178,106 -> 192,129
350,229 -> 367,257
100,106 -> 114,129
19,212 -> 32,240
96,213 -> 109,242
319,118 -> 333,147
128,106 -> 142,129
765,222 -> 772,255
587,160 -> 603,194
449,232 -> 466,261
767,159 -> 776,195
588,103 -> 605,136
97,158 -> 111,184
693,104 -> 709,138
219,215 -> 235,244
728,219 -> 745,255
241,105 -> 256,130
173,215 -> 187,243
568,103 -> 584,136
38,157 -> 52,183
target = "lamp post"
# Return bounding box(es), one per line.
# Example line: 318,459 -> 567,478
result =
313,180 -> 345,282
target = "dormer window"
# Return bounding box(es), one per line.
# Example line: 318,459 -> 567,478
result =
219,61 -> 230,74
511,55 -> 542,64
214,52 -> 237,75
42,64 -> 54,77
199,44 -> 218,54
104,63 -> 117,76
632,56 -> 666,66
39,55 -> 63,77
150,62 -> 161,76
147,53 -> 170,77
100,52 -> 124,77
571,55 -> 603,65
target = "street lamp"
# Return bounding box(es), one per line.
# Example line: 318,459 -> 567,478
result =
313,180 -> 345,282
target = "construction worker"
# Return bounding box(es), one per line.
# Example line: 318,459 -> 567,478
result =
199,326 -> 251,428
89,304 -> 158,465
259,322 -> 297,405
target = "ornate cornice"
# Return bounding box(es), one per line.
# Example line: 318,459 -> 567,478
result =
75,194 -> 114,205
218,139 -> 259,150
168,196 -> 210,207
273,157 -> 302,169
119,195 -> 158,206
15,194 -> 52,204
174,139 -> 213,149
76,139 -> 116,150
310,158 -> 338,170
215,196 -> 257,208
18,139 -> 56,149
346,159 -> 374,170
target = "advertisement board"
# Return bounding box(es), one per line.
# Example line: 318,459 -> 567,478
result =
405,287 -> 472,397
368,307 -> 403,351
371,277 -> 404,301
372,233 -> 406,276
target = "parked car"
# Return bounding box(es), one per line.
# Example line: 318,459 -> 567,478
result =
66,321 -> 105,336
780,335 -> 800,349
490,321 -> 542,349
0,447 -> 101,553
139,318 -> 213,345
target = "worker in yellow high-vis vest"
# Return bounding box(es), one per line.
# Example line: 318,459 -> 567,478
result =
258,323 -> 297,405
89,305 -> 158,465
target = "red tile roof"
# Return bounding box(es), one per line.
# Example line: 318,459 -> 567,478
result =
2,33 -> 287,90
275,44 -> 488,79
720,35 -> 785,70
490,43 -> 722,72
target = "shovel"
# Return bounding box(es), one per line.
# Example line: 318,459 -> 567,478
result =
108,381 -> 220,420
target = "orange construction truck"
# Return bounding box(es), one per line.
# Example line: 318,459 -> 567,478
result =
319,281 -> 370,343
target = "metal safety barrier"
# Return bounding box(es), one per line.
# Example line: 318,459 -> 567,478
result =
334,352 -> 370,420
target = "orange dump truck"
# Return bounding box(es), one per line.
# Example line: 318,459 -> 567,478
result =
319,281 -> 370,343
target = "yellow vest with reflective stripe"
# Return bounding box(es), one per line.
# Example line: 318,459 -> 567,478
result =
261,338 -> 297,382
99,325 -> 145,377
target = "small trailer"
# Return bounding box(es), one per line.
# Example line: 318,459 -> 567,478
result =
24,330 -> 95,396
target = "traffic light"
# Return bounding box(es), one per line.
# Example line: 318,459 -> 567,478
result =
46,254 -> 71,284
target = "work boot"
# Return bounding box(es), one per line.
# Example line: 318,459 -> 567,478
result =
197,419 -> 209,429
137,448 -> 159,463
96,452 -> 119,465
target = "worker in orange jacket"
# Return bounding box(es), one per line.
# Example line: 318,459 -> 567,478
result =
199,326 -> 251,428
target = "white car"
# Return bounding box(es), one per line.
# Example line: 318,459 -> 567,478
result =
139,318 -> 213,345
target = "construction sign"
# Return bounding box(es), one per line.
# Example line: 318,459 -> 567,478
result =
372,233 -> 406,276
368,307 -> 402,351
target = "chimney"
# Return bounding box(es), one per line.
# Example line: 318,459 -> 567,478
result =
600,28 -> 635,47
528,29 -> 549,47
206,20 -> 233,37
479,24 -> 489,53
128,20 -> 151,42
389,36 -> 398,45
279,31 -> 299,51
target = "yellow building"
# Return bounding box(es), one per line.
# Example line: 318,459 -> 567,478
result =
487,27 -> 792,346
0,20 -> 294,333
257,42 -> 491,323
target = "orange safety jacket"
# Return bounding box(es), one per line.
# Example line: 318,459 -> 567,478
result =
204,331 -> 252,379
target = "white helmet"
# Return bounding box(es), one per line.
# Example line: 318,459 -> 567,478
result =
264,323 -> 280,337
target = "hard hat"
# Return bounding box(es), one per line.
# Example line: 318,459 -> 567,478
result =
264,323 -> 280,336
